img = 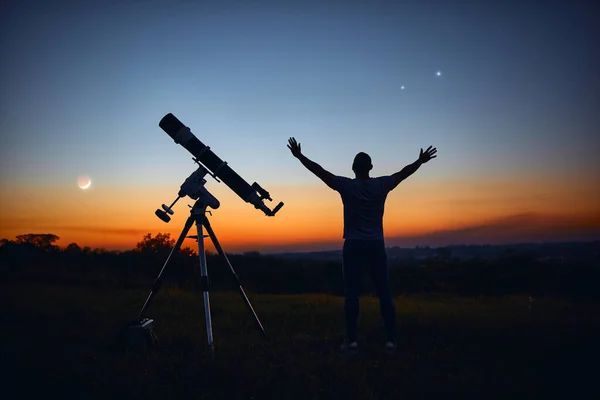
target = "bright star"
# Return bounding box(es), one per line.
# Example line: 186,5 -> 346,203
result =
436,71 -> 442,76
401,85 -> 405,90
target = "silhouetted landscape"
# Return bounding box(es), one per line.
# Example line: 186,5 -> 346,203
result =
2,233 -> 600,398
3,233 -> 598,298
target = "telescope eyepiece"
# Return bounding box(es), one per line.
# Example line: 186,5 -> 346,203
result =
271,202 -> 284,216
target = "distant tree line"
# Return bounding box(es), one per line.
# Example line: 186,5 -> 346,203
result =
1,233 -> 599,300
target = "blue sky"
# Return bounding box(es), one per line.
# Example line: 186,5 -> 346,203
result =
2,0 -> 597,186
0,0 -> 598,251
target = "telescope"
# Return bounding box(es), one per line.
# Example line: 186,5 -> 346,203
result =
129,113 -> 283,357
156,113 -> 283,220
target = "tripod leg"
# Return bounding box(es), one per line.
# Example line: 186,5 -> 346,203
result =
195,217 -> 215,356
137,215 -> 194,320
202,217 -> 267,336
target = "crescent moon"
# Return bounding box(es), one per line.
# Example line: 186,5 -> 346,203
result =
78,176 -> 92,189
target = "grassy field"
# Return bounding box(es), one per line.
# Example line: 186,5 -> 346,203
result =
2,281 -> 600,399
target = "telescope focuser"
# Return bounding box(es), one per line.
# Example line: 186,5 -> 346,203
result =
250,182 -> 284,216
252,182 -> 272,201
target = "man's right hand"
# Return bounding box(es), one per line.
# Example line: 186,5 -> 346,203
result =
419,146 -> 437,163
287,137 -> 302,158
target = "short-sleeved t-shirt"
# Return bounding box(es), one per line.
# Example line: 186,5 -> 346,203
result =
330,176 -> 396,240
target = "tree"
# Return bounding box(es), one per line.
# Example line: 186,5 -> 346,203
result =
15,234 -> 60,251
435,247 -> 452,261
64,243 -> 81,253
135,233 -> 175,254
181,246 -> 197,257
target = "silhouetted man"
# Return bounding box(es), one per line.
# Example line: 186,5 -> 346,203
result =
287,137 -> 437,353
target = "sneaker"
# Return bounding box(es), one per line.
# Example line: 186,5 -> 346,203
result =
339,340 -> 358,354
385,341 -> 396,354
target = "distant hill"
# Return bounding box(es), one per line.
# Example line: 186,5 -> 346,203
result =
271,241 -> 600,266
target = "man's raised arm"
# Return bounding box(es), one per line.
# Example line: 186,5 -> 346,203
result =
287,137 -> 336,189
390,146 -> 438,189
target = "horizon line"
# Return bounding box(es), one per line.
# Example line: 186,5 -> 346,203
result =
2,236 -> 598,256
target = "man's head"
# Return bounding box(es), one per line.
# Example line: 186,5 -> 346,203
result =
352,152 -> 372,176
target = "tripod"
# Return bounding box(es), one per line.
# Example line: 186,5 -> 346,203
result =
136,195 -> 266,356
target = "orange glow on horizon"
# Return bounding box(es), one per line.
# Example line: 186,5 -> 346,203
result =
1,174 -> 599,252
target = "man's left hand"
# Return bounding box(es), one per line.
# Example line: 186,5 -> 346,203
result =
419,146 -> 437,163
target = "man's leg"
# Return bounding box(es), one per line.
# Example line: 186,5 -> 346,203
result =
367,240 -> 396,343
342,239 -> 363,343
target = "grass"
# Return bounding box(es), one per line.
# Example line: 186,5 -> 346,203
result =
2,281 -> 600,399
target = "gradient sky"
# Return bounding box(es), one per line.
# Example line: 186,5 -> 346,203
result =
1,0 -> 599,253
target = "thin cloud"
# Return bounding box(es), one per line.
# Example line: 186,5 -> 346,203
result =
51,226 -> 153,236
0,217 -> 156,237
386,212 -> 600,247
0,226 -> 151,237
241,212 -> 600,253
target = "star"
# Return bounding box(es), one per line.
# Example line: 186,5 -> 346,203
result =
401,85 -> 405,90
436,71 -> 442,76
